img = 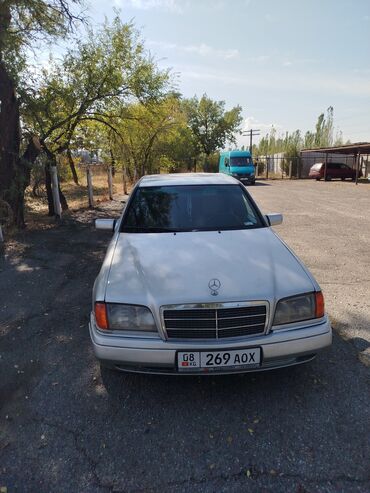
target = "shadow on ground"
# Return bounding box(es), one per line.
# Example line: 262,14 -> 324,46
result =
0,207 -> 369,493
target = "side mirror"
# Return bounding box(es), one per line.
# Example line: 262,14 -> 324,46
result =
265,213 -> 283,226
95,219 -> 116,231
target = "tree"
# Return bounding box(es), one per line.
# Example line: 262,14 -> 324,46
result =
255,107 -> 344,159
113,95 -> 184,179
184,94 -> 243,170
0,0 -> 83,226
21,16 -> 170,215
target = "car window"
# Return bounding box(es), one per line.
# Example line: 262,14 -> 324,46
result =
230,156 -> 252,167
121,185 -> 265,233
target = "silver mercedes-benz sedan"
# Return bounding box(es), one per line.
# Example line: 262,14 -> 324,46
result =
90,173 -> 331,375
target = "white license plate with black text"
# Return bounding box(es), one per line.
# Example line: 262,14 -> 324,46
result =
177,348 -> 261,372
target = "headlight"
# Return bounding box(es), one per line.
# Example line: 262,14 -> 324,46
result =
95,302 -> 157,332
273,292 -> 324,326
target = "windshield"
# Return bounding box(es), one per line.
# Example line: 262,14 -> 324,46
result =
230,156 -> 252,167
121,185 -> 264,233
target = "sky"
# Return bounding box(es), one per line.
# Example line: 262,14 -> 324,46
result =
86,0 -> 370,146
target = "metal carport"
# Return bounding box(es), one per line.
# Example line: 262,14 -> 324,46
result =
301,142 -> 370,184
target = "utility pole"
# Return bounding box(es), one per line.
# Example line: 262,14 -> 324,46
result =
242,129 -> 260,153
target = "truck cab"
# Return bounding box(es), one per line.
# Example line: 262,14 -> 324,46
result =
219,150 -> 256,185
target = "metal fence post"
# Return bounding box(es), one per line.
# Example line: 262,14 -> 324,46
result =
87,166 -> 94,208
50,165 -> 62,220
324,154 -> 328,181
355,153 -> 360,185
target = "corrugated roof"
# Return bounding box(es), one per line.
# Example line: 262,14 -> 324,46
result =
301,143 -> 370,154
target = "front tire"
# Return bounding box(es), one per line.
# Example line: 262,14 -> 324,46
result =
325,175 -> 332,181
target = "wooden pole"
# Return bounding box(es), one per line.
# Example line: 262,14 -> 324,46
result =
123,165 -> 128,195
50,165 -> 62,219
266,157 -> 269,180
289,161 -> 292,179
324,154 -> 328,181
87,166 -> 94,208
108,166 -> 113,200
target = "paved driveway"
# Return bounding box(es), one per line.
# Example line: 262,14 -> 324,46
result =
0,181 -> 369,492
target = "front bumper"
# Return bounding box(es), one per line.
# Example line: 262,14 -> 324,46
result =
89,316 -> 332,375
235,176 -> 255,184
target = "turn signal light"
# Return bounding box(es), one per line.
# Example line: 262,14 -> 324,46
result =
95,302 -> 109,330
315,291 -> 325,318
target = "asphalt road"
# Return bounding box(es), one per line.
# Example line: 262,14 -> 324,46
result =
1,180 -> 370,492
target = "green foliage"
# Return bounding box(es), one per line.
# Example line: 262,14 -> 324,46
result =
255,107 -> 344,159
183,94 -> 243,158
21,16 -> 170,159
111,95 -> 191,177
0,0 -> 83,81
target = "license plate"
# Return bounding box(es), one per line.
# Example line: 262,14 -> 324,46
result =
177,348 -> 261,372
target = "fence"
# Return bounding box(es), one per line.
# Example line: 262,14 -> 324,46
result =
21,154 -> 370,224
254,154 -> 370,179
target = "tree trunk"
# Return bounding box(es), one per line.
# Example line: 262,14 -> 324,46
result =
123,164 -> 128,194
0,61 -> 23,226
67,148 -> 79,185
110,149 -> 116,176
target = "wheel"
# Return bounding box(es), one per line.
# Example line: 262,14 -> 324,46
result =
325,175 -> 332,181
341,177 -> 345,181
316,177 -> 321,181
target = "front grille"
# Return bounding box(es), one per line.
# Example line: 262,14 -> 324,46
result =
163,304 -> 266,340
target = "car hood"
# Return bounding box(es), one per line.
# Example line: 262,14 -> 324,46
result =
104,228 -> 315,309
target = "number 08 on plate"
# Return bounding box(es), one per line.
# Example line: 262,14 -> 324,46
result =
177,348 -> 261,372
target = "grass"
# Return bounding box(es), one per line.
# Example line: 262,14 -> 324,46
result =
24,165 -> 133,228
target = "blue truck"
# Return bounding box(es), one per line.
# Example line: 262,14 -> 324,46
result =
219,150 -> 256,185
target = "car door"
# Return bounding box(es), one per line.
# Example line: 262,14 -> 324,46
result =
339,164 -> 351,179
328,163 -> 340,179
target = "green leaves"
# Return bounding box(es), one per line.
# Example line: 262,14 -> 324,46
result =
184,94 -> 243,158
255,106 -> 343,158
22,16 -> 170,157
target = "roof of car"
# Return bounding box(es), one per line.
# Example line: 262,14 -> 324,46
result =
138,173 -> 239,187
312,162 -> 349,166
